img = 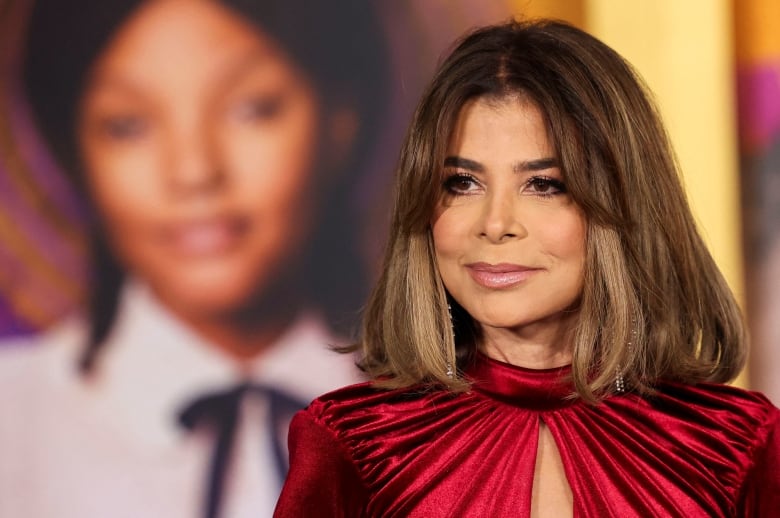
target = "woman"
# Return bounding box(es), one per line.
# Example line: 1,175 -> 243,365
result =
275,20 -> 779,517
0,1 -> 387,517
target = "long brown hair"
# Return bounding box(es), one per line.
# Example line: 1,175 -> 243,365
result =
356,19 -> 746,401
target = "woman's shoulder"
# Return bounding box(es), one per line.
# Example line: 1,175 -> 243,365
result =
0,318 -> 88,429
306,380 -> 451,415
653,379 -> 777,418
648,380 -> 779,450
0,317 -> 85,384
297,380 -> 461,438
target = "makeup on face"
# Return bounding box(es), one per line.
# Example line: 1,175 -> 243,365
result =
432,96 -> 586,350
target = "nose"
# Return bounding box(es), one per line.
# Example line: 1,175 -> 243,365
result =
165,120 -> 223,196
479,189 -> 526,243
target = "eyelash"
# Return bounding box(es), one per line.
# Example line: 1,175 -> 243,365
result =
442,173 -> 567,197
526,175 -> 567,196
232,94 -> 286,122
442,173 -> 479,195
99,115 -> 149,140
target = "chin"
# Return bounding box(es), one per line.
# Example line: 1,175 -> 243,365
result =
153,270 -> 263,317
478,318 -> 529,330
467,310 -> 524,330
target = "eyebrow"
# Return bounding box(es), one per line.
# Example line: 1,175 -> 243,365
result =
443,156 -> 483,172
86,48 -> 277,101
213,48 -> 281,93
443,156 -> 559,173
513,157 -> 559,173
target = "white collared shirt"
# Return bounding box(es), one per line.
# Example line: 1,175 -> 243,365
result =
0,281 -> 364,518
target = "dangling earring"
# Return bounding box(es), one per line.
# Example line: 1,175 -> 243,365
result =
446,303 -> 455,379
447,303 -> 455,336
615,369 -> 626,394
615,324 -> 636,394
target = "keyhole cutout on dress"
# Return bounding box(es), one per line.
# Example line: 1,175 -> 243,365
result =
531,420 -> 573,518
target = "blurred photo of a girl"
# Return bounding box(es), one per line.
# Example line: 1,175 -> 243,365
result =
0,1 -> 388,517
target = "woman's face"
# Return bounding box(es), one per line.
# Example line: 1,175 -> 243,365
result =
78,0 -> 319,318
432,95 -> 586,347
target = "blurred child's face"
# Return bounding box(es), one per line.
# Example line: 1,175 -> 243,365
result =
79,0 -> 320,318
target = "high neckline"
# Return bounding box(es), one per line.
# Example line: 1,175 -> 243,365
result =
466,352 -> 576,410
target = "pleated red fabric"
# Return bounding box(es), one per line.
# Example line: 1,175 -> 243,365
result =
275,353 -> 779,517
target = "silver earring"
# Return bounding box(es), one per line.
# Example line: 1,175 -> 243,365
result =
447,303 -> 455,335
446,304 -> 455,379
615,370 -> 625,393
615,325 -> 636,394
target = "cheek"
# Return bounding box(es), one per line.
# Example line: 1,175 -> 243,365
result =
79,121 -> 165,210
539,209 -> 587,260
227,105 -> 321,271
431,207 -> 469,258
539,211 -> 587,297
432,219 -> 455,274
81,139 -> 164,235
222,102 -> 319,216
431,208 -> 471,297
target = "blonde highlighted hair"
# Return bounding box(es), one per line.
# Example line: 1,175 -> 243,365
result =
354,19 -> 746,401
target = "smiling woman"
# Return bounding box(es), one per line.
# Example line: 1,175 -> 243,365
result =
275,19 -> 779,518
433,96 -> 586,369
0,0 -> 389,517
78,0 -> 321,336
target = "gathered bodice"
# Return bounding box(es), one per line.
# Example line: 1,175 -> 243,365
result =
275,353 -> 780,517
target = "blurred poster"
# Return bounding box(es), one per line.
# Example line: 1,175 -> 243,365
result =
0,1 -> 515,517
0,1 -> 516,340
735,0 -> 780,405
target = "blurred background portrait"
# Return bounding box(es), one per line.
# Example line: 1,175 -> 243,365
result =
1,0 -> 779,517
0,1 -> 516,517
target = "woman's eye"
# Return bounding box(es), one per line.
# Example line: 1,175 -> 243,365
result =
98,115 -> 148,140
443,173 -> 479,195
231,94 -> 286,122
525,176 -> 566,196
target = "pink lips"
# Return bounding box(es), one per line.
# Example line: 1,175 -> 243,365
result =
466,262 -> 540,289
160,216 -> 248,258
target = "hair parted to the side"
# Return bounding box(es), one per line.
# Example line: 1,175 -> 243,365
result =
355,18 -> 747,401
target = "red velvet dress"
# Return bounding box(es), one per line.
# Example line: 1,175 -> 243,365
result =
275,353 -> 780,517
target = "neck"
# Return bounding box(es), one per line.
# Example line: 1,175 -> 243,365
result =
186,312 -> 295,364
479,315 -> 576,370
163,290 -> 300,365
